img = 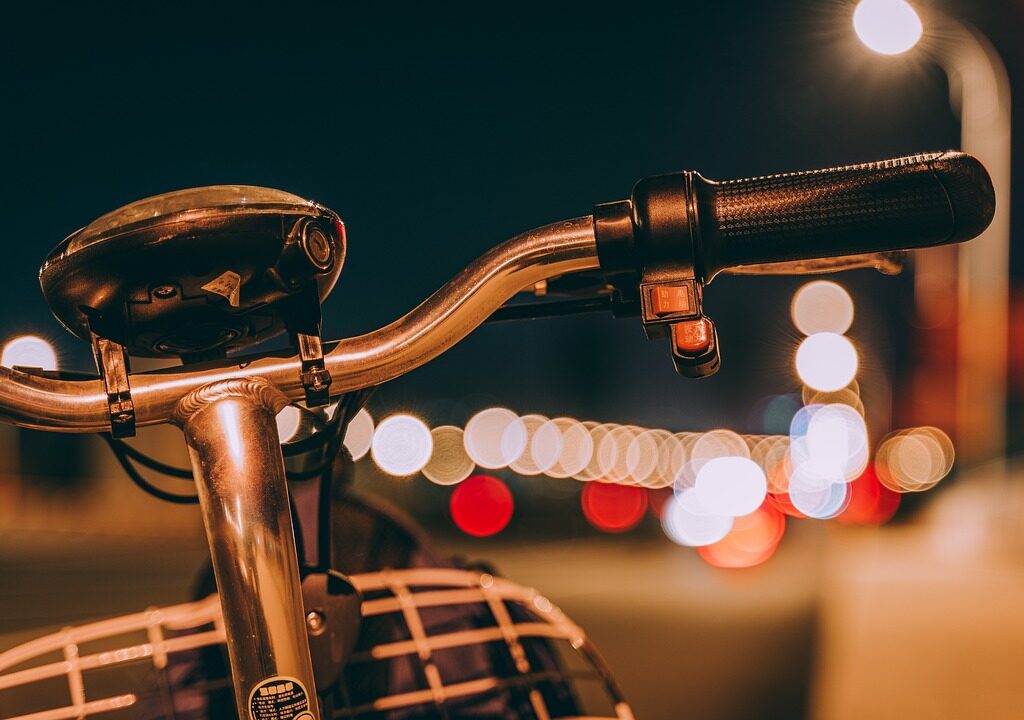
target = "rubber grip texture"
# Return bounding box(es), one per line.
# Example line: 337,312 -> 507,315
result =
697,151 -> 994,278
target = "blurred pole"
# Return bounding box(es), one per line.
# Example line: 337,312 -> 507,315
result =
932,16 -> 1011,465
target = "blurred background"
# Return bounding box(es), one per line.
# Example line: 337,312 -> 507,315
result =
2,1 -> 1024,718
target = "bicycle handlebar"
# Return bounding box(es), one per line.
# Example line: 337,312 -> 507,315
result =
595,151 -> 994,284
0,218 -> 599,431
0,151 -> 994,432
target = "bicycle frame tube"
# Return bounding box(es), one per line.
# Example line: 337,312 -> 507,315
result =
173,377 -> 319,720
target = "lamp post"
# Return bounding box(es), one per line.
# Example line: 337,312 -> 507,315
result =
854,0 -> 1011,465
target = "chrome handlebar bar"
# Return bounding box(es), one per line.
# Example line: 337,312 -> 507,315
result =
0,217 -> 600,432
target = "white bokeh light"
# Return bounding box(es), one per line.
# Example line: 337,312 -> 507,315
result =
662,492 -> 734,547
275,405 -> 302,443
464,407 -> 526,469
694,456 -> 767,517
343,408 -> 375,460
796,333 -> 859,392
2,335 -> 58,371
544,418 -> 593,478
853,0 -> 923,56
529,417 -> 565,475
791,281 -> 854,335
789,479 -> 850,519
790,403 -> 869,484
371,414 -> 433,476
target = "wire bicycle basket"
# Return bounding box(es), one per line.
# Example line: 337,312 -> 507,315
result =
0,568 -> 632,720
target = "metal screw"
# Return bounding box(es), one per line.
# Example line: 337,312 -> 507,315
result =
305,610 -> 326,635
153,285 -> 177,299
303,227 -> 333,270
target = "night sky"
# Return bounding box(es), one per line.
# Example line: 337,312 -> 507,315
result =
2,0 -> 1019,431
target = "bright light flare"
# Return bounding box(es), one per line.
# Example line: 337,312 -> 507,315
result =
2,335 -> 58,371
371,414 -> 433,477
796,333 -> 858,391
853,0 -> 923,56
791,281 -> 854,335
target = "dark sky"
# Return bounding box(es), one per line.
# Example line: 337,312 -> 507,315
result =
1,0 -> 1018,430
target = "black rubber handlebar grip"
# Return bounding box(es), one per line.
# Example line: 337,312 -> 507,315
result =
695,151 -> 995,279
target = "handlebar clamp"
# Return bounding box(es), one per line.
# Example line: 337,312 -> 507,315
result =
90,331 -> 137,437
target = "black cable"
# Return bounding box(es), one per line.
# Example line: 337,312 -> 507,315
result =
99,393 -> 363,509
110,438 -> 195,478
101,433 -> 200,504
485,296 -> 613,323
314,386 -> 375,570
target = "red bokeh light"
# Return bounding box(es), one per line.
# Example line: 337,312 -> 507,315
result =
766,491 -> 809,519
646,487 -> 673,519
837,465 -> 900,525
581,482 -> 648,533
698,501 -> 786,569
449,474 -> 514,537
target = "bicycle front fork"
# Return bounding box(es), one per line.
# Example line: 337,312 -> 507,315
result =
173,377 -> 320,720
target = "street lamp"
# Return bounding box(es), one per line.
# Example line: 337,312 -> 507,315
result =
853,0 -> 1011,465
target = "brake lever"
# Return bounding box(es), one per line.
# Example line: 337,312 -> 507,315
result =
722,251 -> 905,276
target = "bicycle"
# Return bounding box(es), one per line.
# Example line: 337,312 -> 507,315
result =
0,150 -> 995,719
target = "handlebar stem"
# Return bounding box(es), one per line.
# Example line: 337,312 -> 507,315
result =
173,377 -> 320,720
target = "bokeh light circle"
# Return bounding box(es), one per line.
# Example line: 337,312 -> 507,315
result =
450,474 -> 514,536
596,425 -> 640,484
343,408 -> 375,460
796,333 -> 859,392
837,466 -> 901,525
422,425 -> 476,486
2,335 -> 58,371
876,427 -> 954,493
509,414 -> 552,476
791,280 -> 854,335
546,417 -> 594,478
581,482 -> 648,533
530,418 -> 565,475
662,492 -> 734,547
694,456 -> 767,517
574,423 -> 615,481
697,502 -> 785,569
789,478 -> 851,519
627,430 -> 661,487
464,408 -> 525,469
371,414 -> 433,476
